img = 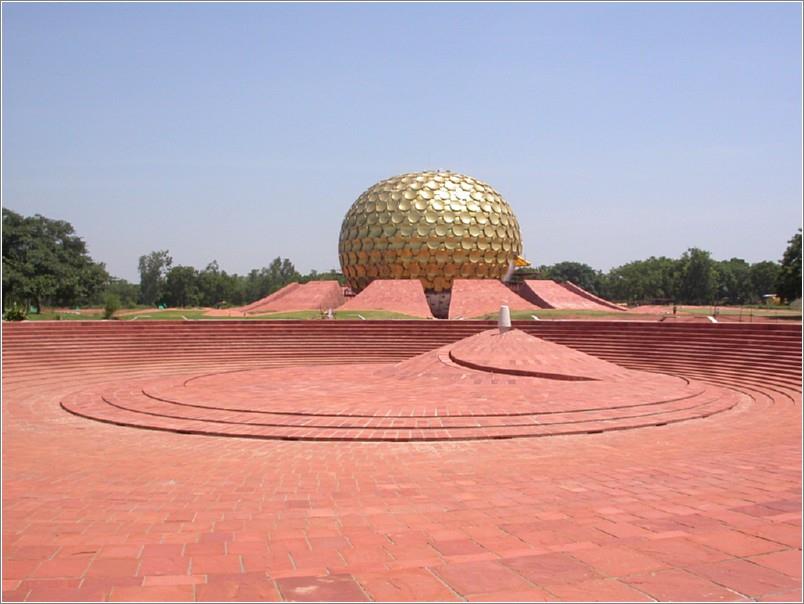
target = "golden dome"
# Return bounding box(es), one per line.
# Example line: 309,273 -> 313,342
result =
339,170 -> 523,292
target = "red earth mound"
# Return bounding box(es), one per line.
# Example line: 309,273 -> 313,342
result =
523,280 -> 625,311
339,280 -> 433,318
243,281 -> 345,314
449,279 -> 539,319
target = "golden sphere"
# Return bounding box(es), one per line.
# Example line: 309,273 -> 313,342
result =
339,170 -> 523,292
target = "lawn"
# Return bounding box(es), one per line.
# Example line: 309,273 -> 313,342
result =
21,307 -> 422,321
24,310 -> 105,321
470,309 -> 655,321
247,309 -> 420,321
675,306 -> 800,318
16,304 -> 800,322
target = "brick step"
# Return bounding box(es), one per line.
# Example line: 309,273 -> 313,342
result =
5,321 -> 799,336
590,358 -> 802,385
7,331 -> 798,342
5,335 -> 800,351
611,362 -> 801,394
60,389 -> 741,442
5,348 -> 798,376
5,327 -> 799,340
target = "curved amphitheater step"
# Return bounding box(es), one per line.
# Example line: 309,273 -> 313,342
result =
4,317 -> 801,602
59,329 -> 750,441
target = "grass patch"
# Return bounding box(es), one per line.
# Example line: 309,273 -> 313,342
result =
470,309 -> 640,321
248,309 -> 420,321
677,306 -> 800,317
24,310 -> 104,321
334,310 -> 420,320
121,310 -> 211,320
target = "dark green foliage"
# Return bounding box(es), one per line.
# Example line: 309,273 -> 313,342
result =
243,258 -> 302,302
777,229 -> 802,303
300,268 -> 346,285
164,265 -> 200,307
676,248 -> 717,305
535,250 -> 784,306
2,208 -> 109,311
605,256 -> 678,304
5,209 -> 797,312
103,293 -> 121,319
539,262 -> 604,296
137,250 -> 172,306
715,258 -> 754,305
104,277 -> 140,308
749,261 -> 781,300
3,302 -> 28,321
130,253 -> 343,308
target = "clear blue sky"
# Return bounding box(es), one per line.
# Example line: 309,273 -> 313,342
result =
3,2 -> 801,282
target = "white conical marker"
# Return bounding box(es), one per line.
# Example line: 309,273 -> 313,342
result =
499,305 -> 511,333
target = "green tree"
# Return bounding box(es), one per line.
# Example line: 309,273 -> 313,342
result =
2,208 -> 109,310
715,258 -> 753,304
138,250 -> 172,306
749,261 -> 781,300
164,265 -> 200,307
300,268 -> 346,285
677,248 -> 717,304
541,261 -> 603,295
103,277 -> 140,308
103,293 -> 121,319
777,229 -> 802,303
198,260 -> 225,306
240,257 -> 300,303
605,256 -> 679,304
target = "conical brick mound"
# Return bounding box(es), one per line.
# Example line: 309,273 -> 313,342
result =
448,279 -> 539,319
522,279 -> 626,311
339,280 -> 433,318
448,328 -> 632,380
244,281 -> 345,314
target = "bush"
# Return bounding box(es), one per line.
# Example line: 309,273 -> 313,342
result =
3,303 -> 28,321
103,293 -> 121,320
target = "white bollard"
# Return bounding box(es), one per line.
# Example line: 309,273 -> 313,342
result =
499,305 -> 512,333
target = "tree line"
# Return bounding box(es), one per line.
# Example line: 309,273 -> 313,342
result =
2,208 -> 342,311
2,208 -> 801,312
135,250 -> 343,308
520,240 -> 801,305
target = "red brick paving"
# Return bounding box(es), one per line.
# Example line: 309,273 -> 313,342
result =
339,279 -> 434,318
621,568 -> 752,601
59,329 -> 743,442
2,320 -> 801,601
541,578 -> 654,602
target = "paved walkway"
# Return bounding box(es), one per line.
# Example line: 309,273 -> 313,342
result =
2,325 -> 801,602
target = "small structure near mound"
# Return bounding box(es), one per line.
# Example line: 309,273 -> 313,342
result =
244,281 -> 345,314
338,279 -> 433,318
448,279 -> 539,319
